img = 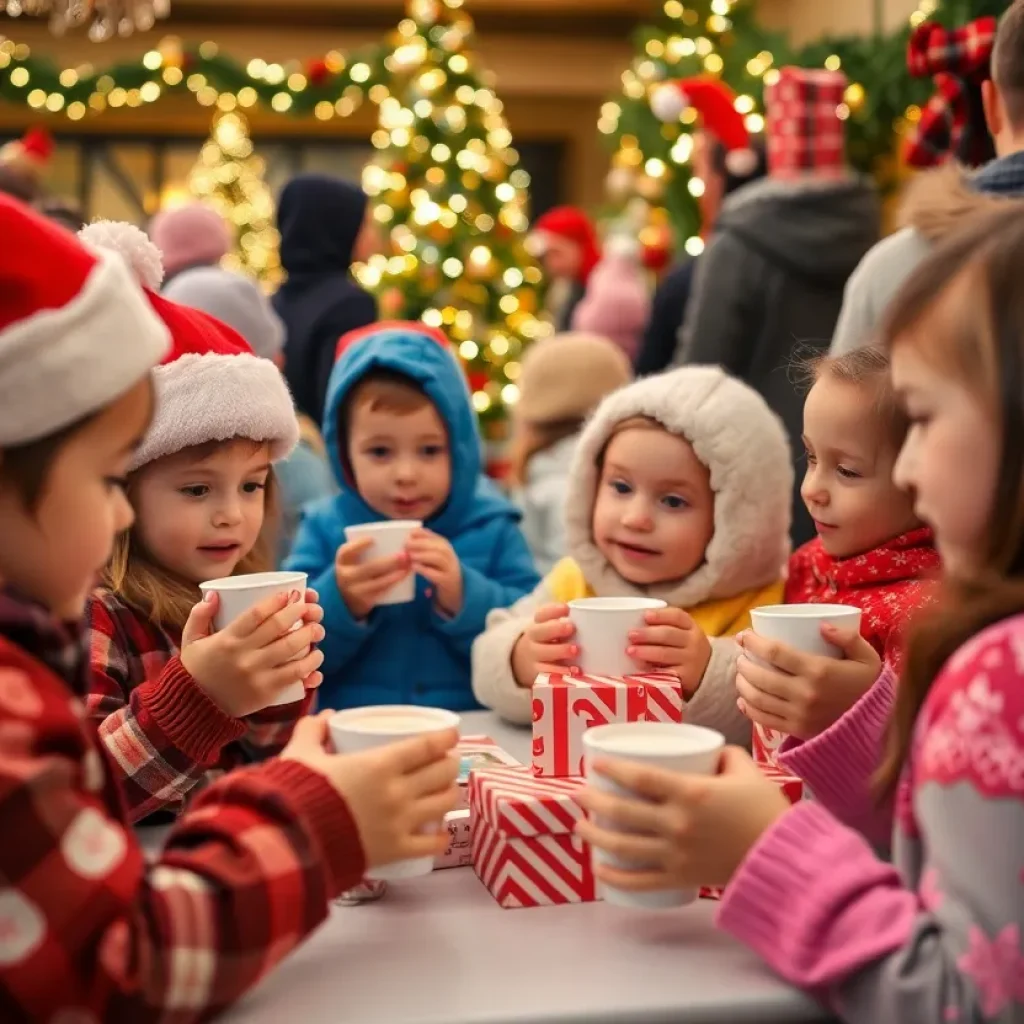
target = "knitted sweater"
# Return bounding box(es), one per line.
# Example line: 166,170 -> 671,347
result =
0,589 -> 364,1020
86,587 -> 313,823
719,613 -> 1024,1022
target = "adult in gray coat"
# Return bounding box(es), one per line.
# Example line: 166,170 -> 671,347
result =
832,2 -> 1024,357
674,68 -> 879,548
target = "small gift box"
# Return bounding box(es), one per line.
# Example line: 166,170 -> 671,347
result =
699,763 -> 805,901
470,765 -> 595,908
531,672 -> 684,777
434,809 -> 473,871
752,723 -> 787,768
456,734 -> 522,810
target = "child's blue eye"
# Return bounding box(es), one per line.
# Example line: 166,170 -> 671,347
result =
662,494 -> 689,510
610,479 -> 632,495
180,485 -> 208,498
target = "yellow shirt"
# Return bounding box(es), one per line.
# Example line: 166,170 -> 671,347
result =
547,557 -> 783,637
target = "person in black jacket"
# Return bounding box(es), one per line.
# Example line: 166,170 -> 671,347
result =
273,173 -> 380,427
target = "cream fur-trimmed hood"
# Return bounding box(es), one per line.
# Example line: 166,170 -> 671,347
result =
564,366 -> 793,608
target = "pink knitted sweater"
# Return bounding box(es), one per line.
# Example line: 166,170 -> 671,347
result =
718,613 -> 1024,1022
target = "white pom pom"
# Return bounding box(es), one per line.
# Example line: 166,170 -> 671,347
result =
603,233 -> 641,261
724,147 -> 759,179
650,83 -> 688,123
79,220 -> 165,290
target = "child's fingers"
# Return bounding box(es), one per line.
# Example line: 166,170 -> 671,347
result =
576,783 -> 667,835
736,673 -> 792,718
591,860 -> 675,894
402,824 -> 457,861
530,618 -> 575,643
364,565 -> 413,596
298,602 -> 324,625
644,606 -> 694,629
627,644 -> 678,666
181,593 -> 219,647
302,670 -> 324,690
629,625 -> 688,648
406,753 -> 460,798
736,697 -> 790,734
535,640 -> 578,664
305,588 -> 319,603
256,621 -> 324,667
574,817 -> 669,866
536,662 -> 580,677
535,603 -> 571,624
380,728 -> 460,776
408,785 -> 461,830
228,590 -> 298,642
337,537 -> 375,564
738,633 -> 807,676
271,648 -> 324,688
735,656 -> 795,700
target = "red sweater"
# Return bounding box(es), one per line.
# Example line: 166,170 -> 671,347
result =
0,591 -> 364,1021
86,588 -> 314,823
784,527 -> 941,671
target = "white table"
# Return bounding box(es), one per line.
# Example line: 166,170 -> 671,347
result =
218,711 -> 834,1024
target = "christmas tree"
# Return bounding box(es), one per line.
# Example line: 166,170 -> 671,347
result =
188,110 -> 282,289
600,0 -> 790,259
357,0 -> 546,431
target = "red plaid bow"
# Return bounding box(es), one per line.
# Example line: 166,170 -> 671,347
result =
905,17 -> 997,168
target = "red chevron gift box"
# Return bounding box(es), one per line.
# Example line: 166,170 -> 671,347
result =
699,763 -> 804,901
470,765 -> 595,908
752,723 -> 787,768
532,672 -> 684,777
456,734 -> 522,810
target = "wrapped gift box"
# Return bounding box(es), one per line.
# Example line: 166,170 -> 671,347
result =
699,764 -> 804,901
532,672 -> 684,777
456,734 -> 522,810
752,723 -> 787,767
470,765 -> 596,908
435,810 -> 473,871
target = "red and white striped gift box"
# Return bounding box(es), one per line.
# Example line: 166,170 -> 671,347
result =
752,723 -> 787,768
470,766 -> 596,908
531,672 -> 684,777
455,734 -> 522,810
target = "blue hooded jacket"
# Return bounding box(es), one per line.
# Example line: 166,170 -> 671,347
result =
284,327 -> 540,711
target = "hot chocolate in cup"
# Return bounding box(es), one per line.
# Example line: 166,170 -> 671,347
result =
750,603 -> 863,659
198,570 -> 309,707
329,704 -> 461,881
582,721 -> 725,910
568,597 -> 668,677
343,520 -> 421,605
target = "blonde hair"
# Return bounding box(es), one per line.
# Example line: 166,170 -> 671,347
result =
596,415 -> 665,468
104,438 -> 279,632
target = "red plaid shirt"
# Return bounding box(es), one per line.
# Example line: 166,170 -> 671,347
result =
784,526 -> 941,671
87,588 -> 314,824
0,591 -> 364,1020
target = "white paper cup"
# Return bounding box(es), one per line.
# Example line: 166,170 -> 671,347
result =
750,603 -> 863,658
329,704 -> 461,881
343,520 -> 421,605
198,570 -> 308,707
568,597 -> 668,677
583,722 -> 725,910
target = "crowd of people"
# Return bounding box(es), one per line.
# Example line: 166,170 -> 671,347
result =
0,2 -> 1022,1021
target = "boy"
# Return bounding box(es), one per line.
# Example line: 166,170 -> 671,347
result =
286,323 -> 539,711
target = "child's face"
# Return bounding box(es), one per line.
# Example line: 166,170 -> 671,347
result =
592,426 -> 715,586
133,438 -> 271,585
801,375 -> 919,560
0,379 -> 152,621
891,343 -> 998,578
348,400 -> 452,522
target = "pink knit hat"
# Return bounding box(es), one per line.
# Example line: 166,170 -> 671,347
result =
570,236 -> 651,361
149,202 -> 232,278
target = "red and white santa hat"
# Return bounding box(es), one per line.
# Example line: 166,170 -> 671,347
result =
0,126 -> 55,179
650,75 -> 759,177
78,220 -> 299,472
0,196 -> 169,448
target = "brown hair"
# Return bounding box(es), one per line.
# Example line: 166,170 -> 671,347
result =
347,369 -> 431,420
993,0 -> 1024,128
506,418 -> 583,488
802,346 -> 909,451
875,208 -> 1024,794
0,413 -> 98,511
103,439 -> 280,632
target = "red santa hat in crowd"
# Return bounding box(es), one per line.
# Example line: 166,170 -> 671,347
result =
0,127 -> 54,178
78,220 -> 299,472
0,196 -> 169,447
650,75 -> 759,178
527,206 -> 602,284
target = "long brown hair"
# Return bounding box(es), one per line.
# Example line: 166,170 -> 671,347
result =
103,440 -> 280,633
506,418 -> 583,488
876,208 -> 1024,793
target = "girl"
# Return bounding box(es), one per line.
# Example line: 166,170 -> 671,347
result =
473,365 -> 793,746
577,207 -> 1024,1024
508,332 -> 633,575
743,347 -> 940,767
80,222 -> 320,824
0,197 -> 459,1019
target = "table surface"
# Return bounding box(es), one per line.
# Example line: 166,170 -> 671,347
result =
217,711 -> 834,1024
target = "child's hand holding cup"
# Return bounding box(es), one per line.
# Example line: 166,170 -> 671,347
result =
510,603 -> 576,688
337,520 -> 421,620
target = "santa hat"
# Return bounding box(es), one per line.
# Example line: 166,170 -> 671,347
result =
650,76 -> 759,178
0,127 -> 54,178
527,206 -> 601,283
78,220 -> 299,472
336,319 -> 451,364
0,196 -> 169,448
764,68 -> 848,179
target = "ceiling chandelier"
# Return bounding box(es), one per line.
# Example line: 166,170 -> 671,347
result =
2,0 -> 171,40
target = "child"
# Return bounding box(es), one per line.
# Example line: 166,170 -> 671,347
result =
473,366 -> 793,746
285,322 -> 540,711
576,207 -> 1024,1023
149,200 -> 232,286
740,347 -> 940,764
507,332 -> 633,575
0,196 -> 459,1018
80,222 -> 320,824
